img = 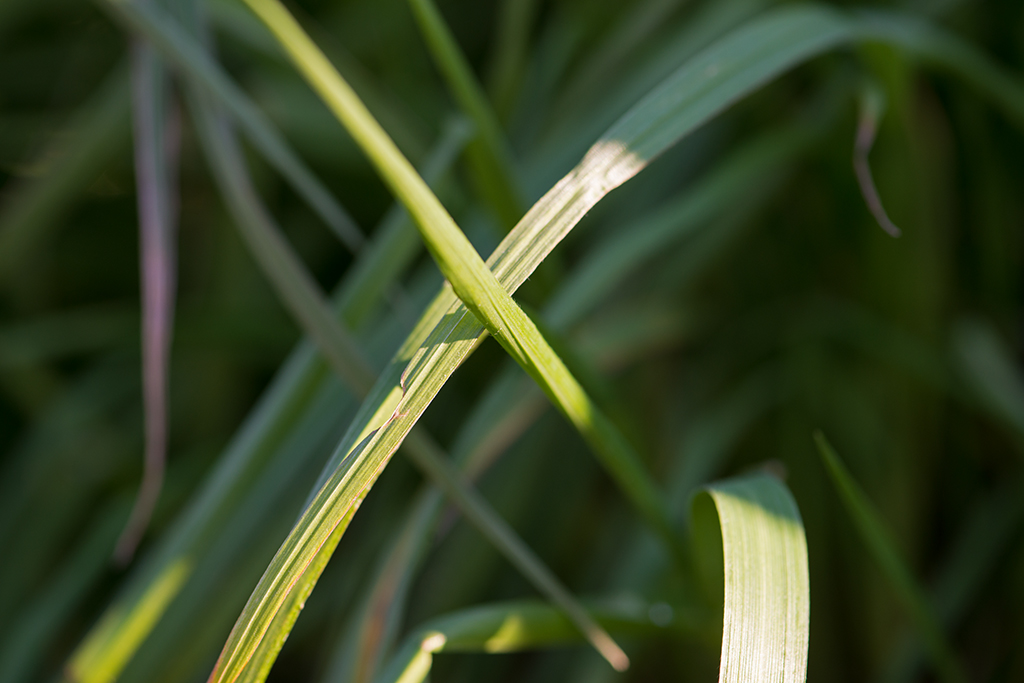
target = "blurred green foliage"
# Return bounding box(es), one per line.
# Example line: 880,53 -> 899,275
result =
2,0 -> 1024,681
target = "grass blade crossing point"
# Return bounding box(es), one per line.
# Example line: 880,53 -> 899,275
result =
203,5 -> 1024,682
814,432 -> 968,683
239,0 -> 679,559
691,474 -> 810,683
190,72 -> 626,678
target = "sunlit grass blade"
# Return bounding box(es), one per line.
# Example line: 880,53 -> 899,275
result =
0,63 -> 130,286
115,39 -> 179,566
94,0 -> 365,253
407,0 -> 524,229
239,0 -> 679,554
813,432 -> 968,683
690,473 -> 809,683
202,5 -> 1024,682
376,598 -> 660,683
193,85 -> 623,675
62,114 -> 468,683
326,295 -> 696,683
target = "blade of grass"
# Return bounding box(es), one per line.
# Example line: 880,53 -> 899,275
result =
239,0 -> 680,558
375,599 -> 662,683
93,0 -> 364,253
63,112 -> 469,683
189,69 -> 626,676
203,5 -> 1024,683
115,36 -> 180,565
690,473 -> 810,683
813,432 -> 968,683
407,0 -> 524,229
325,294 -> 697,683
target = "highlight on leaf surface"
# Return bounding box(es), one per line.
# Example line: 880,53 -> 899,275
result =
4,1 -> 1024,683
691,474 -> 810,683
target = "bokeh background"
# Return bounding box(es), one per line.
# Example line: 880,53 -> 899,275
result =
1,0 -> 1024,681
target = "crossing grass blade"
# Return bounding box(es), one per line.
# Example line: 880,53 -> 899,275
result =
192,74 -> 625,674
691,473 -> 810,683
63,95 -> 470,683
814,432 -> 968,683
197,4 -> 1024,682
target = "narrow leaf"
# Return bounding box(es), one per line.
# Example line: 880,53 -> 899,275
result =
814,432 -> 968,683
691,474 -> 810,683
116,38 -> 180,565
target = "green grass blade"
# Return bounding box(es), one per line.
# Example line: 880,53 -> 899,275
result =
201,5 -> 1024,683
813,432 -> 968,683
238,0 -> 679,557
407,0 -> 524,229
375,599 -> 659,683
62,117 -> 466,683
193,85 -> 623,675
94,0 -> 365,253
691,474 -> 810,683
190,98 -> 377,395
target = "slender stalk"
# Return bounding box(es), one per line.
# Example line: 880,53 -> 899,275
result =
191,95 -> 627,675
238,0 -> 681,562
407,0 -> 524,229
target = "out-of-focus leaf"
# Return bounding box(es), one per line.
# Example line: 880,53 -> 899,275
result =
375,599 -> 660,683
814,433 -> 968,683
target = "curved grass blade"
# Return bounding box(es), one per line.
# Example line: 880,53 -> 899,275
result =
207,5 -> 1024,682
375,599 -> 662,683
407,0 -> 524,229
241,0 -> 680,556
813,432 -> 968,683
325,297 -> 696,683
690,473 -> 809,683
193,82 -> 624,674
63,116 -> 468,683
93,0 -> 365,253
852,81 -> 900,237
115,37 -> 180,565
